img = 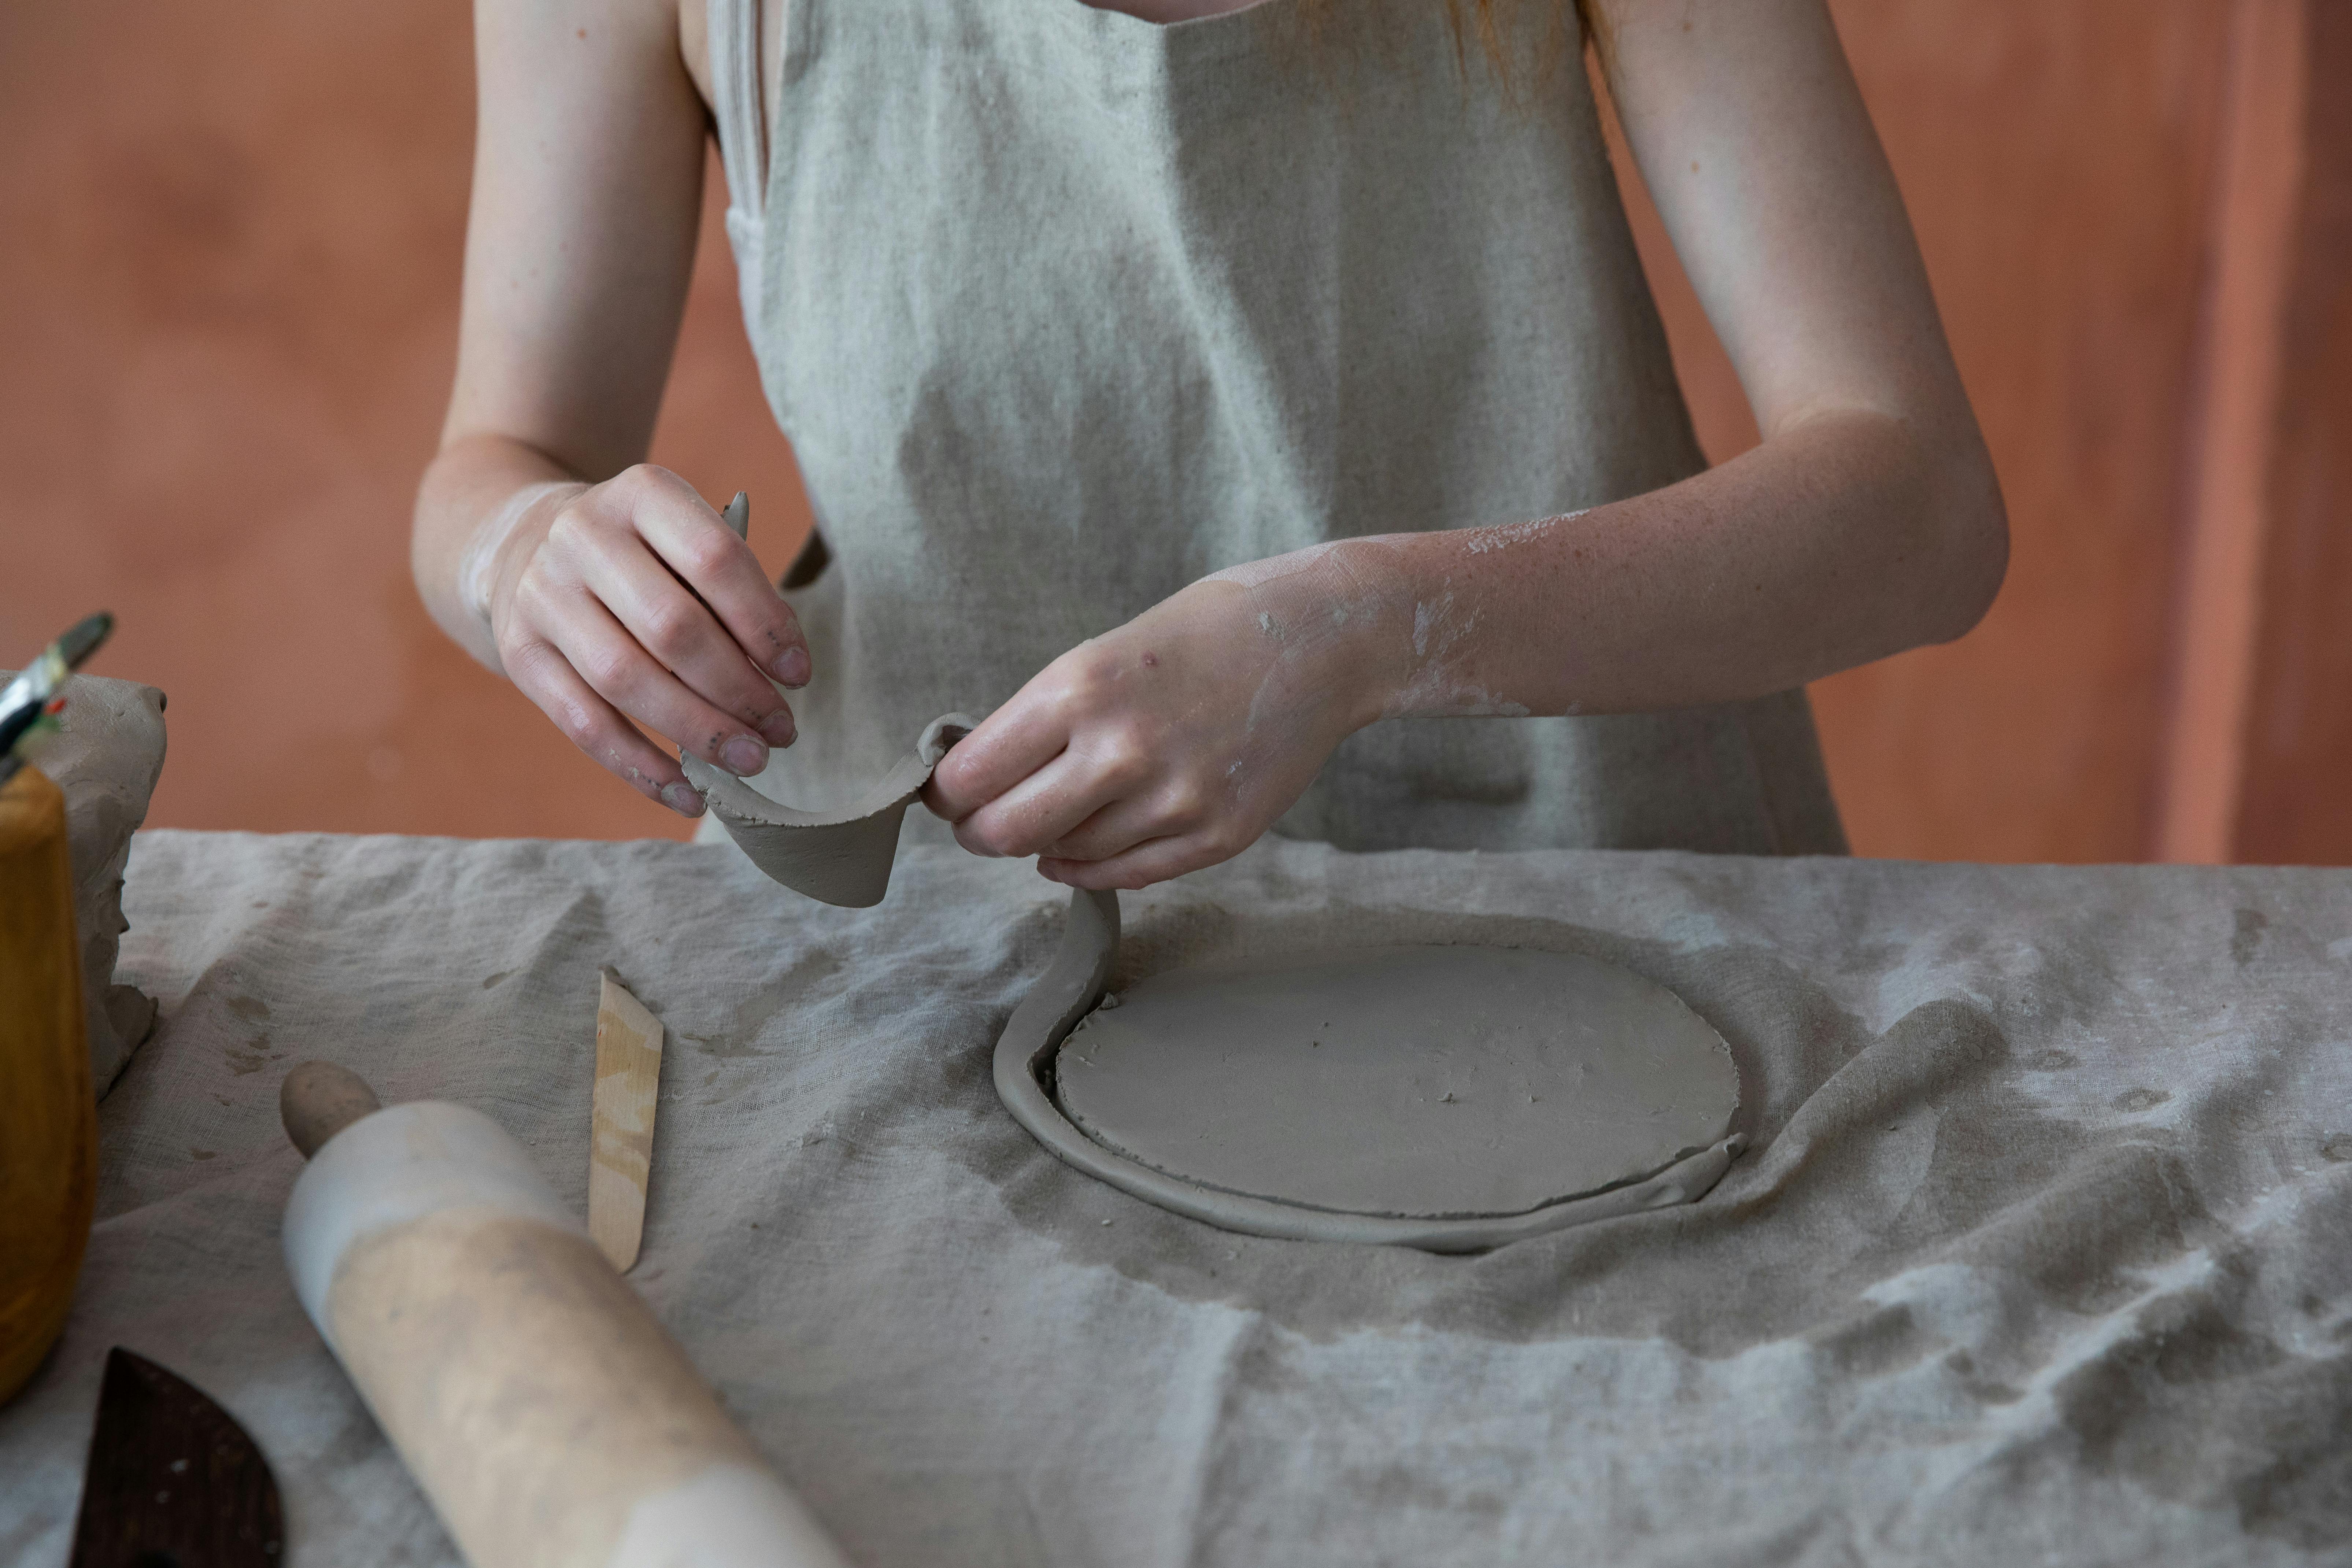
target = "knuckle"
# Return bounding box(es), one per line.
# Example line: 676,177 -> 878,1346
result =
493,623 -> 535,672
988,820 -> 1041,859
1158,783 -> 1208,829
1097,723 -> 1156,783
679,533 -> 736,581
507,570 -> 560,627
543,504 -> 595,554
548,695 -> 600,746
1199,824 -> 1250,862
506,637 -> 564,692
578,640 -> 638,694
929,752 -> 972,803
1105,748 -> 1153,793
640,600 -> 705,665
1047,648 -> 1119,710
612,462 -> 666,499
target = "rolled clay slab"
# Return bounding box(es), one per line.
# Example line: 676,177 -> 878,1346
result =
683,713 -> 970,907
283,1101 -> 848,1568
995,891 -> 1744,1252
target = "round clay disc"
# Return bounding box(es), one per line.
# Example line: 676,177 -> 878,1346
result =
1052,946 -> 1738,1221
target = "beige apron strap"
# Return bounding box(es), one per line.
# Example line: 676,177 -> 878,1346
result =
708,0 -> 769,330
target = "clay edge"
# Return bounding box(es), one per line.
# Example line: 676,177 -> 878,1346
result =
1060,1113 -> 1731,1225
1051,945 -> 1739,1220
991,888 -> 1746,1254
682,711 -> 974,831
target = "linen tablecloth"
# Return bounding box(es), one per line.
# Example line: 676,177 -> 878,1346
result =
4,828 -> 2348,1565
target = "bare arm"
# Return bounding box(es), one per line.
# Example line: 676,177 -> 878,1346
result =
1316,0 -> 2007,720
415,0 -> 808,816
931,0 -> 2006,886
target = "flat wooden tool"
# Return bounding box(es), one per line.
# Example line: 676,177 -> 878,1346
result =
590,970 -> 664,1273
70,1347 -> 282,1566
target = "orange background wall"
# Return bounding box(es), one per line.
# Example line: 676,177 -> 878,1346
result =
1610,4 -> 2231,863
1,0 -> 2341,860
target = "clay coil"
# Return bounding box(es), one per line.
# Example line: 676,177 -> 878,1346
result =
993,889 -> 1743,1253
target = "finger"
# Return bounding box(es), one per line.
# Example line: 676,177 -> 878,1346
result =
1038,830 -> 1234,891
622,470 -> 813,687
928,696 -> 1076,822
1039,787 -> 1199,864
541,588 -> 777,778
503,635 -> 706,817
951,746 -> 1133,859
573,531 -> 798,748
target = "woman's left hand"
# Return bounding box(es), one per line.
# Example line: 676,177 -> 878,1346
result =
923,547 -> 1396,890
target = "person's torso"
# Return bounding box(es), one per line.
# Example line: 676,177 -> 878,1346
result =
703,0 -> 1846,856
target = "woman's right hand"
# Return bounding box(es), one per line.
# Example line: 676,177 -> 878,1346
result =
419,0 -> 801,817
477,464 -> 811,818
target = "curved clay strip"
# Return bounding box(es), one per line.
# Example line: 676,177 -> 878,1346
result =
682,713 -> 972,907
993,888 -> 1745,1254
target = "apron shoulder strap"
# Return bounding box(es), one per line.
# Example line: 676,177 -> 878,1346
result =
708,0 -> 768,225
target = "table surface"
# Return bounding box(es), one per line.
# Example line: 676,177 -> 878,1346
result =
5,828 -> 2351,1566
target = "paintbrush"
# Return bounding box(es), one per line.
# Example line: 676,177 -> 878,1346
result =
0,611 -> 114,789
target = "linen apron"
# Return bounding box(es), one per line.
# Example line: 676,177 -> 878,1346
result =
706,0 -> 1847,856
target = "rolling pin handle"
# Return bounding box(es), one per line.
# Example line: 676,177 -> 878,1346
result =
281,1061 -> 384,1159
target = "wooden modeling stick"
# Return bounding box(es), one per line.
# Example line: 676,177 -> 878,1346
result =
591,971 -> 663,1273
278,1062 -> 847,1568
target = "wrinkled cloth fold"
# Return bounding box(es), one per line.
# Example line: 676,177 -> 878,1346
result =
1,828 -> 2347,1565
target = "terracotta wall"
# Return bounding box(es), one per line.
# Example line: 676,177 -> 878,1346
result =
0,0 -> 805,844
1604,2 -> 2234,863
1,0 -> 2341,861
2233,3 -> 2352,863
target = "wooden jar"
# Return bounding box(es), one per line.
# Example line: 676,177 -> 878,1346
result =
0,766 -> 97,1404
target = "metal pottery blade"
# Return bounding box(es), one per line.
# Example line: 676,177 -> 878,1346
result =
69,1347 -> 283,1567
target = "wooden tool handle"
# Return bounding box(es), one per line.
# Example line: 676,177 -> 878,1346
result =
284,1098 -> 851,1567
280,1061 -> 383,1159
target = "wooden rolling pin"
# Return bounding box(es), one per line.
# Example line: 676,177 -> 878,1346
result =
0,766 -> 96,1405
279,1062 -> 848,1568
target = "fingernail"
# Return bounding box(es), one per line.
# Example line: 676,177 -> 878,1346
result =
758,711 -> 798,748
661,782 -> 705,817
720,736 -> 768,777
772,647 -> 811,687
